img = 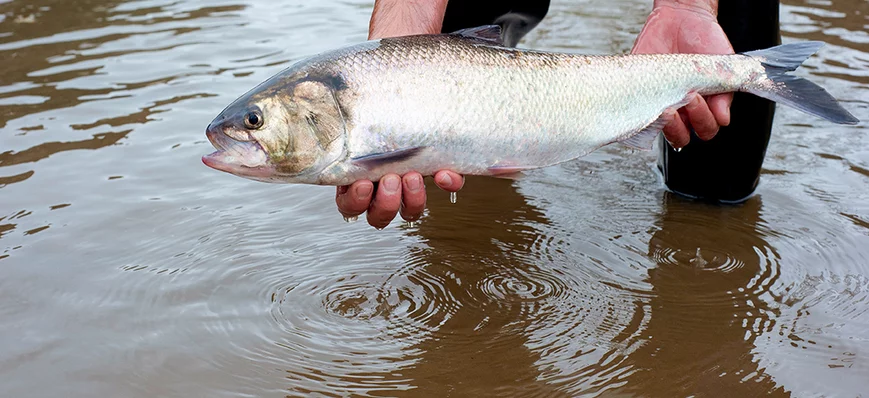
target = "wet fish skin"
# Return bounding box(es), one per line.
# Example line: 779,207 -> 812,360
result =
202,26 -> 858,185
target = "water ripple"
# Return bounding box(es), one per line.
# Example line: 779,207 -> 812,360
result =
1,0 -> 868,397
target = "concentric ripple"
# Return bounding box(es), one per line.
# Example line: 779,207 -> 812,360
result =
248,244 -> 469,396
477,266 -> 567,303
651,245 -> 748,273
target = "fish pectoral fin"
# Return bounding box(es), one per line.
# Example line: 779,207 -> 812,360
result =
451,25 -> 504,45
620,107 -> 681,150
351,147 -> 426,169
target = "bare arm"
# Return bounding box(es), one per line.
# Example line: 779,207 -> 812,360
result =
368,0 -> 449,39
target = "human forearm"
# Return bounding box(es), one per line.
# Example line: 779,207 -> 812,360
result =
654,0 -> 718,16
368,0 -> 449,39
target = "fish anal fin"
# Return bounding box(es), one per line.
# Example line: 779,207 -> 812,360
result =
451,25 -> 503,45
621,121 -> 666,150
621,105 -> 685,150
352,147 -> 426,169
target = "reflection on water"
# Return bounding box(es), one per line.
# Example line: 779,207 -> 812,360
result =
0,130 -> 129,166
1,0 -> 868,396
395,178 -> 563,397
625,195 -> 786,396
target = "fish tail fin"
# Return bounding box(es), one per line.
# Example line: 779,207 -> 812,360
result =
743,42 -> 858,125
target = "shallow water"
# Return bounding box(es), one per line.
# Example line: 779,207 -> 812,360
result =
1,0 -> 868,396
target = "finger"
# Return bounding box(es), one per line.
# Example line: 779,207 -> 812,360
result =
662,108 -> 692,149
683,93 -> 720,141
707,93 -> 733,127
399,172 -> 426,222
366,174 -> 402,229
336,180 -> 374,217
433,170 -> 464,192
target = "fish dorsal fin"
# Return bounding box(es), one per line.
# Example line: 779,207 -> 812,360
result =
451,25 -> 503,45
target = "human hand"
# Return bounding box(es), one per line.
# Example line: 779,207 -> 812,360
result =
631,1 -> 734,148
335,171 -> 464,229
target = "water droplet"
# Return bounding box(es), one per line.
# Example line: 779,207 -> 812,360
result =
689,247 -> 708,268
674,147 -> 682,153
449,192 -> 457,204
343,215 -> 358,223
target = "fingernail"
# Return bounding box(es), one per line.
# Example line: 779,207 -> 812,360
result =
406,175 -> 421,192
436,173 -> 452,187
356,184 -> 372,200
383,175 -> 400,193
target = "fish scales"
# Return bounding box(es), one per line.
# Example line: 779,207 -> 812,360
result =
201,27 -> 858,185
331,35 -> 748,180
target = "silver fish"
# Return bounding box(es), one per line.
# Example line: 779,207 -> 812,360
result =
202,26 -> 858,185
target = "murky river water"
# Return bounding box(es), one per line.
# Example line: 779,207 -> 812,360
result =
1,0 -> 868,396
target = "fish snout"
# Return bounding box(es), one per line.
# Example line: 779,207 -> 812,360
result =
205,119 -> 247,151
205,126 -> 227,150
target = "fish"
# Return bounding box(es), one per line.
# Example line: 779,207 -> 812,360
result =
202,25 -> 859,186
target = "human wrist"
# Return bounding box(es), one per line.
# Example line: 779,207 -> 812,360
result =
368,0 -> 448,40
653,0 -> 718,17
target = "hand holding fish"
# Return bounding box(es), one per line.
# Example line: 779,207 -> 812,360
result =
632,1 -> 735,148
335,171 -> 463,229
338,0 -> 734,228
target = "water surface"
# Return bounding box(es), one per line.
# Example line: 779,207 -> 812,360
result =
1,0 -> 868,396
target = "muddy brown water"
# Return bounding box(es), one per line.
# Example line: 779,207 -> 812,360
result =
1,0 -> 868,396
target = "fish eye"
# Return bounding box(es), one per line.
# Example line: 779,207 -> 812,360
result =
243,109 -> 263,129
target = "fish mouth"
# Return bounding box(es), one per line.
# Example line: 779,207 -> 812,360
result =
202,129 -> 275,179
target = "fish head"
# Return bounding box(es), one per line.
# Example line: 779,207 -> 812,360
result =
202,76 -> 347,184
